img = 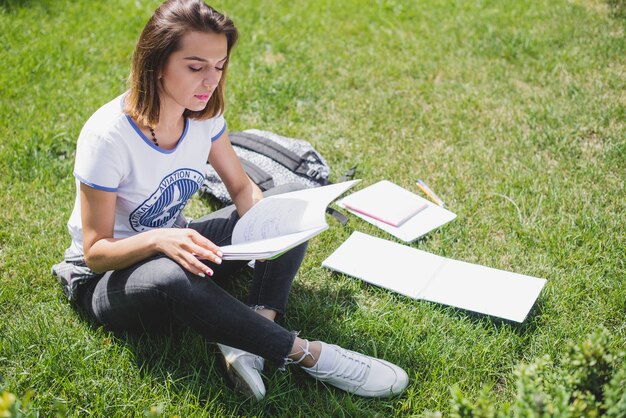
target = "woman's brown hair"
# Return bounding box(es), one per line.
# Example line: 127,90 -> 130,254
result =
124,0 -> 238,127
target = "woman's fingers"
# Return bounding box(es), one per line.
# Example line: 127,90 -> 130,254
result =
178,250 -> 214,277
188,230 -> 223,264
157,228 -> 222,277
190,246 -> 222,265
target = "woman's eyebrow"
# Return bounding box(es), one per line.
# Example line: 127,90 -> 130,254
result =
184,56 -> 228,63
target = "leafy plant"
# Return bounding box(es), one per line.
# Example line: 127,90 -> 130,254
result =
447,329 -> 626,418
0,390 -> 34,418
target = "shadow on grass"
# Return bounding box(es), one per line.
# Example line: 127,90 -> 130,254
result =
70,271 -> 361,411
606,0 -> 626,18
420,296 -> 546,335
0,0 -> 35,11
323,263 -> 546,335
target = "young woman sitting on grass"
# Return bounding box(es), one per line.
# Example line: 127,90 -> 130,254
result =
52,0 -> 408,401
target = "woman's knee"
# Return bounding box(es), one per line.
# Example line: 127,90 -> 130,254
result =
128,256 -> 195,296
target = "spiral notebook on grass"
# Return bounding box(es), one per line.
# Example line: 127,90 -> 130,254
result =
337,180 -> 457,242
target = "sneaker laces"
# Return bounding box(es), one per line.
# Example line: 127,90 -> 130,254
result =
331,347 -> 371,382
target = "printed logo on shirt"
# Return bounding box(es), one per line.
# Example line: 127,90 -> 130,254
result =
129,168 -> 205,232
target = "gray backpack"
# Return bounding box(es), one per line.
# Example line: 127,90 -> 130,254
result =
202,129 -> 333,204
202,129 -> 354,223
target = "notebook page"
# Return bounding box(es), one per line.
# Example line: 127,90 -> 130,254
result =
322,232 -> 446,298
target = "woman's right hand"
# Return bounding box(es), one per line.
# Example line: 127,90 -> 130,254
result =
81,183 -> 222,276
152,228 -> 223,277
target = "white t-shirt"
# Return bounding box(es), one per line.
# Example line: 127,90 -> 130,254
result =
67,93 -> 226,254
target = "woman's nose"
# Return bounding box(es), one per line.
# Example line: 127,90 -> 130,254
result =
203,71 -> 220,87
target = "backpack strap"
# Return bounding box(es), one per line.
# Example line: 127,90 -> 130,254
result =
230,131 -> 325,181
338,164 -> 358,183
239,158 -> 275,191
326,207 -> 349,225
325,164 -> 358,225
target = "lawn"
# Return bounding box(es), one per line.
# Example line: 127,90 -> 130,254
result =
0,0 -> 624,416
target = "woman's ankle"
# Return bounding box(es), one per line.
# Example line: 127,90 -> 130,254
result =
251,306 -> 276,321
288,338 -> 322,368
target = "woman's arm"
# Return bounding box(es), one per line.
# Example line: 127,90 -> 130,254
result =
208,130 -> 263,216
81,183 -> 222,276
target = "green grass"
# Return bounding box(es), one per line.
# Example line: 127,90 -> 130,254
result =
1,0 -> 624,416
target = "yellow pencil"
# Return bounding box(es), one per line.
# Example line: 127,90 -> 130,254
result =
416,179 -> 446,207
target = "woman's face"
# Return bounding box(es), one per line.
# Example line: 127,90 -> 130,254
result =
160,31 -> 228,114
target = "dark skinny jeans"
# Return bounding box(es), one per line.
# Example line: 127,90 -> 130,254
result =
77,184 -> 307,367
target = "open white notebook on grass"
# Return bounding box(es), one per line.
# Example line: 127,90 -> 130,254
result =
322,231 -> 547,322
219,180 -> 359,260
336,180 -> 457,242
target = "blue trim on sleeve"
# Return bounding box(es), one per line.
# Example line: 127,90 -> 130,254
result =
74,172 -> 118,192
125,115 -> 189,154
211,121 -> 227,142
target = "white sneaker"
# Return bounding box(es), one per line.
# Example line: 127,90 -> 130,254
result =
301,341 -> 408,398
217,343 -> 266,401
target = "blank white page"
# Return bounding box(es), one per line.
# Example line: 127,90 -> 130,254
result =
419,259 -> 547,322
322,232 -> 447,298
